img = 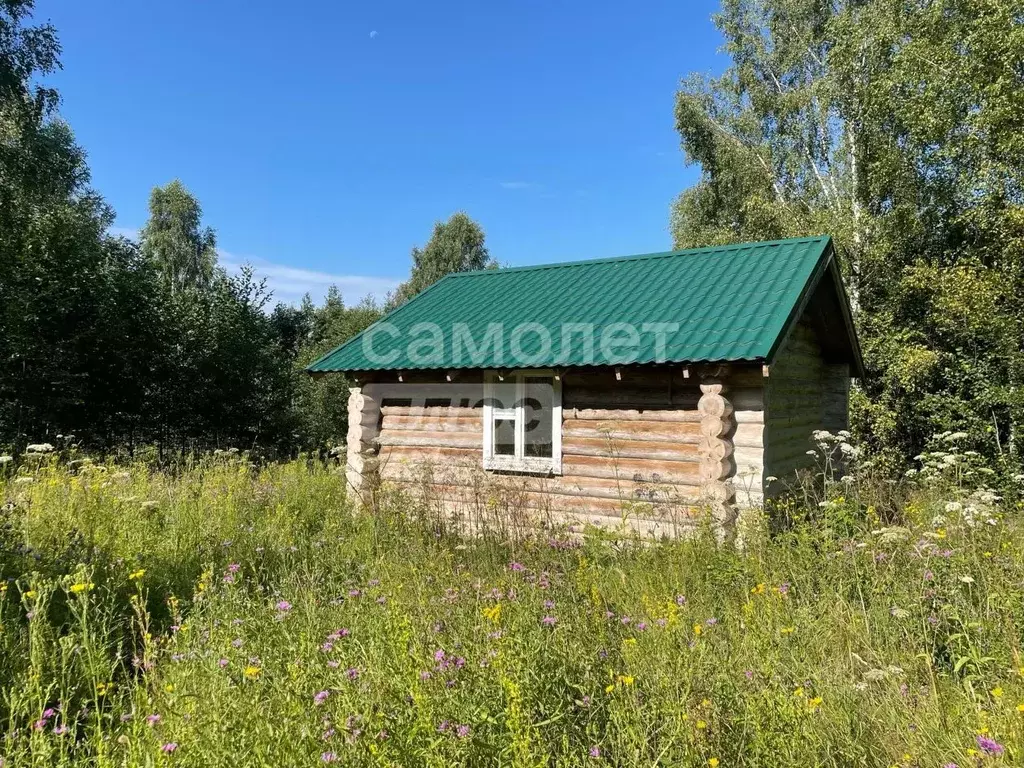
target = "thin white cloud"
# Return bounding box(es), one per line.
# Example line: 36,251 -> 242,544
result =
219,251 -> 400,307
104,226 -> 396,306
107,225 -> 140,240
499,181 -> 533,190
369,30 -> 378,38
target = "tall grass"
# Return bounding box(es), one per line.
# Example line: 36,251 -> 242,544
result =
0,446 -> 1022,766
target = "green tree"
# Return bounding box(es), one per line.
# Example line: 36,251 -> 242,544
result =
140,180 -> 218,294
390,212 -> 492,306
671,0 -> 1024,467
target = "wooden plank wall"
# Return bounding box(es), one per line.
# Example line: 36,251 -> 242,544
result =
369,366 -> 767,538
763,314 -> 850,489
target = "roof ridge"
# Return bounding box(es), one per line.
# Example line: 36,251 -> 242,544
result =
447,235 -> 831,279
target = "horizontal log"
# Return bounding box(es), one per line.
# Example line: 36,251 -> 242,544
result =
383,480 -> 705,517
562,420 -> 702,442
380,468 -> 701,502
562,437 -> 701,461
561,454 -> 701,485
565,408 -> 700,423
381,405 -> 481,418
381,414 -> 482,433
377,432 -> 480,450
377,445 -> 478,464
732,422 -> 764,449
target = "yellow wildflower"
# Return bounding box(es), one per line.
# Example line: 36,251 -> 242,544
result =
617,675 -> 634,686
482,604 -> 502,623
244,665 -> 261,680
24,590 -> 36,599
991,687 -> 1003,698
751,583 -> 765,595
165,684 -> 174,693
793,687 -> 805,697
69,582 -> 94,594
605,684 -> 615,694
709,759 -> 720,768
128,569 -> 146,581
1015,703 -> 1024,713
808,696 -> 823,710
780,626 -> 795,635
623,638 -> 637,646
696,719 -> 707,730
693,623 -> 702,636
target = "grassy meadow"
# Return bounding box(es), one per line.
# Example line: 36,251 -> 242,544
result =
0,439 -> 1023,767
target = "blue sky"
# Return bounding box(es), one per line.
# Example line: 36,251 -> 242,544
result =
35,0 -> 724,305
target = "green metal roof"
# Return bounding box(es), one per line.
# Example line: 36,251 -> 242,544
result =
307,236 -> 861,374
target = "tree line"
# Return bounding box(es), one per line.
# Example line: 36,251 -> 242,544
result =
0,0 -> 489,458
2,0 -> 1021,471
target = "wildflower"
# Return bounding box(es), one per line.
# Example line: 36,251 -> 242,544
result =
541,615 -> 557,627
128,569 -> 146,581
780,626 -> 795,635
751,583 -> 765,595
275,600 -> 292,612
1016,703 -> 1024,713
696,719 -> 707,730
321,752 -> 338,763
227,563 -> 241,573
991,687 -> 1003,698
976,735 -> 1004,755
161,743 -> 178,753
675,594 -> 686,605
146,714 -> 162,726
693,623 -> 702,636
314,690 -> 330,706
455,724 -> 471,739
53,724 -> 69,735
346,667 -> 359,681
705,617 -> 718,627
589,746 -> 601,758
509,562 -> 525,572
709,759 -> 720,768
244,666 -> 261,680
69,582 -> 93,594
218,658 -> 228,668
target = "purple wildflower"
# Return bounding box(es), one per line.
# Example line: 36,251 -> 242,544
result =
455,724 -> 471,739
146,714 -> 162,726
509,562 -> 525,572
589,746 -> 601,758
675,594 -> 687,606
976,735 -> 1004,756
346,667 -> 360,681
544,599 -> 556,610
161,743 -> 178,753
314,690 -> 330,706
227,563 -> 240,573
275,600 -> 292,612
541,615 -> 557,626
321,752 -> 338,763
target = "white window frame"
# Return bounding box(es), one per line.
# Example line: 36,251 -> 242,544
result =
482,370 -> 562,475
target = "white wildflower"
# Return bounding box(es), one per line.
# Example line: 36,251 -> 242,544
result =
0,455 -> 12,464
26,443 -> 54,453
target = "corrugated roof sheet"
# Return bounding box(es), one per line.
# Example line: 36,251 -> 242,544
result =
307,236 -> 839,372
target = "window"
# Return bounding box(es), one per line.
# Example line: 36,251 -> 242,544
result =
483,371 -> 562,474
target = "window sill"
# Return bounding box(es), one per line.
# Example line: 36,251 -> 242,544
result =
483,456 -> 562,476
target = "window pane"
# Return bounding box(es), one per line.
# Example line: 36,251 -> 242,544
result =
493,418 -> 516,456
523,376 -> 553,458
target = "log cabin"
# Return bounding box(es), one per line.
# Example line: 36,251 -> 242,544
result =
307,236 -> 863,539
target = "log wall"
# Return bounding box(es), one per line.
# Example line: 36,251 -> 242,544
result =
763,315 -> 851,489
346,366 -> 769,539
